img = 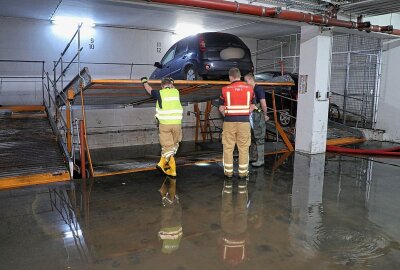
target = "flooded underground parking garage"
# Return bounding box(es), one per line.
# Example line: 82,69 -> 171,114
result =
1,153 -> 399,270
2,0 -> 400,269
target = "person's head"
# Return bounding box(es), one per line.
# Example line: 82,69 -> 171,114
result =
244,73 -> 255,86
161,77 -> 174,88
228,67 -> 241,82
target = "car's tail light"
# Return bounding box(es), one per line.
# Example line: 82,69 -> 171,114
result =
199,34 -> 206,52
205,64 -> 211,70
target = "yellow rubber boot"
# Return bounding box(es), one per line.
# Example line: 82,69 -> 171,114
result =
156,157 -> 169,175
165,156 -> 177,177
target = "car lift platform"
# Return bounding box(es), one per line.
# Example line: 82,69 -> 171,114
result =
56,68 -> 295,107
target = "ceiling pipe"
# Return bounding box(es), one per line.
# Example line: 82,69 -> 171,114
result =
147,0 -> 400,36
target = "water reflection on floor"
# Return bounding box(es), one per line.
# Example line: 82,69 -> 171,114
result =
1,152 -> 400,270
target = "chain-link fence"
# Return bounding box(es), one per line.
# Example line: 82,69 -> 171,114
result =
255,32 -> 383,129
330,33 -> 382,128
255,34 -> 300,74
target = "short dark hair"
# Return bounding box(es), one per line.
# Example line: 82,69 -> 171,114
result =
244,73 -> 255,80
229,67 -> 241,79
161,77 -> 174,87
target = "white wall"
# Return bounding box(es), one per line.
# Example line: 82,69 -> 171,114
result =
240,37 -> 258,72
0,16 -> 257,148
0,16 -> 175,105
375,39 -> 400,142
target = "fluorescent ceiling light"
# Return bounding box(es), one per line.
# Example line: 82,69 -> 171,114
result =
51,16 -> 96,28
51,16 -> 95,38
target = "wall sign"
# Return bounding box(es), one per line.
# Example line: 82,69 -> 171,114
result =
156,42 -> 162,53
299,75 -> 308,94
89,38 -> 95,50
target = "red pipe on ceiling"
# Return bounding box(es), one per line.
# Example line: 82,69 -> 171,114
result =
149,0 -> 400,36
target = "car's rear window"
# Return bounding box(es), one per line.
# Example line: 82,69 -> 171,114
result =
203,33 -> 246,47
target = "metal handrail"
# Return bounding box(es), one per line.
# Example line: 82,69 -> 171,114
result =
46,71 -> 67,105
53,26 -> 82,70
55,48 -> 83,84
43,73 -> 68,128
267,90 -> 297,102
331,91 -> 366,102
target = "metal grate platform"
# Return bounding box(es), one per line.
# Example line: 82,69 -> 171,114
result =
0,112 -> 70,189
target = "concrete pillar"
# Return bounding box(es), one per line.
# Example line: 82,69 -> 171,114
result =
295,26 -> 332,154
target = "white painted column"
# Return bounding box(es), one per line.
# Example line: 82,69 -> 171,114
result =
295,26 -> 332,154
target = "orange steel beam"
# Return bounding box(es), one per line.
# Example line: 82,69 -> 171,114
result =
194,103 -> 200,143
199,105 -> 207,142
0,171 -> 70,190
87,85 -> 146,90
83,93 -> 149,97
178,85 -> 203,94
80,120 -> 87,179
204,101 -> 212,141
66,89 -> 75,155
11,113 -> 47,119
66,98 -> 72,154
326,137 -> 366,146
90,79 -> 294,87
79,81 -> 95,178
200,106 -> 207,142
271,90 -> 294,152
0,105 -> 45,112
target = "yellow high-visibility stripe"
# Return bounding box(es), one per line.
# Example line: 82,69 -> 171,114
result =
156,109 -> 183,114
156,115 -> 183,120
163,97 -> 180,101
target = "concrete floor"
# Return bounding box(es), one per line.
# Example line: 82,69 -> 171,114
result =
1,151 -> 400,270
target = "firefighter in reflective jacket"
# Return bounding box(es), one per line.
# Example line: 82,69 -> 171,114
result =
219,67 -> 255,179
142,77 -> 183,177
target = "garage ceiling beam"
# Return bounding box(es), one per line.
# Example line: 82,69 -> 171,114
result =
340,0 -> 400,16
147,0 -> 400,36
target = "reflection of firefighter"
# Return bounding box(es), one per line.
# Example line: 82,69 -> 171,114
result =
158,177 -> 183,254
248,167 -> 266,230
219,180 -> 249,266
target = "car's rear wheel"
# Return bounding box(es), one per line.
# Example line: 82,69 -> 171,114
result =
278,110 -> 291,127
329,104 -> 341,122
185,66 -> 200,80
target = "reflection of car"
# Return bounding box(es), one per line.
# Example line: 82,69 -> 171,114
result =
256,71 -> 341,127
150,32 -> 254,80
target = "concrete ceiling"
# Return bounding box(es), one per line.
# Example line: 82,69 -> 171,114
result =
253,0 -> 400,17
0,0 -> 301,40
